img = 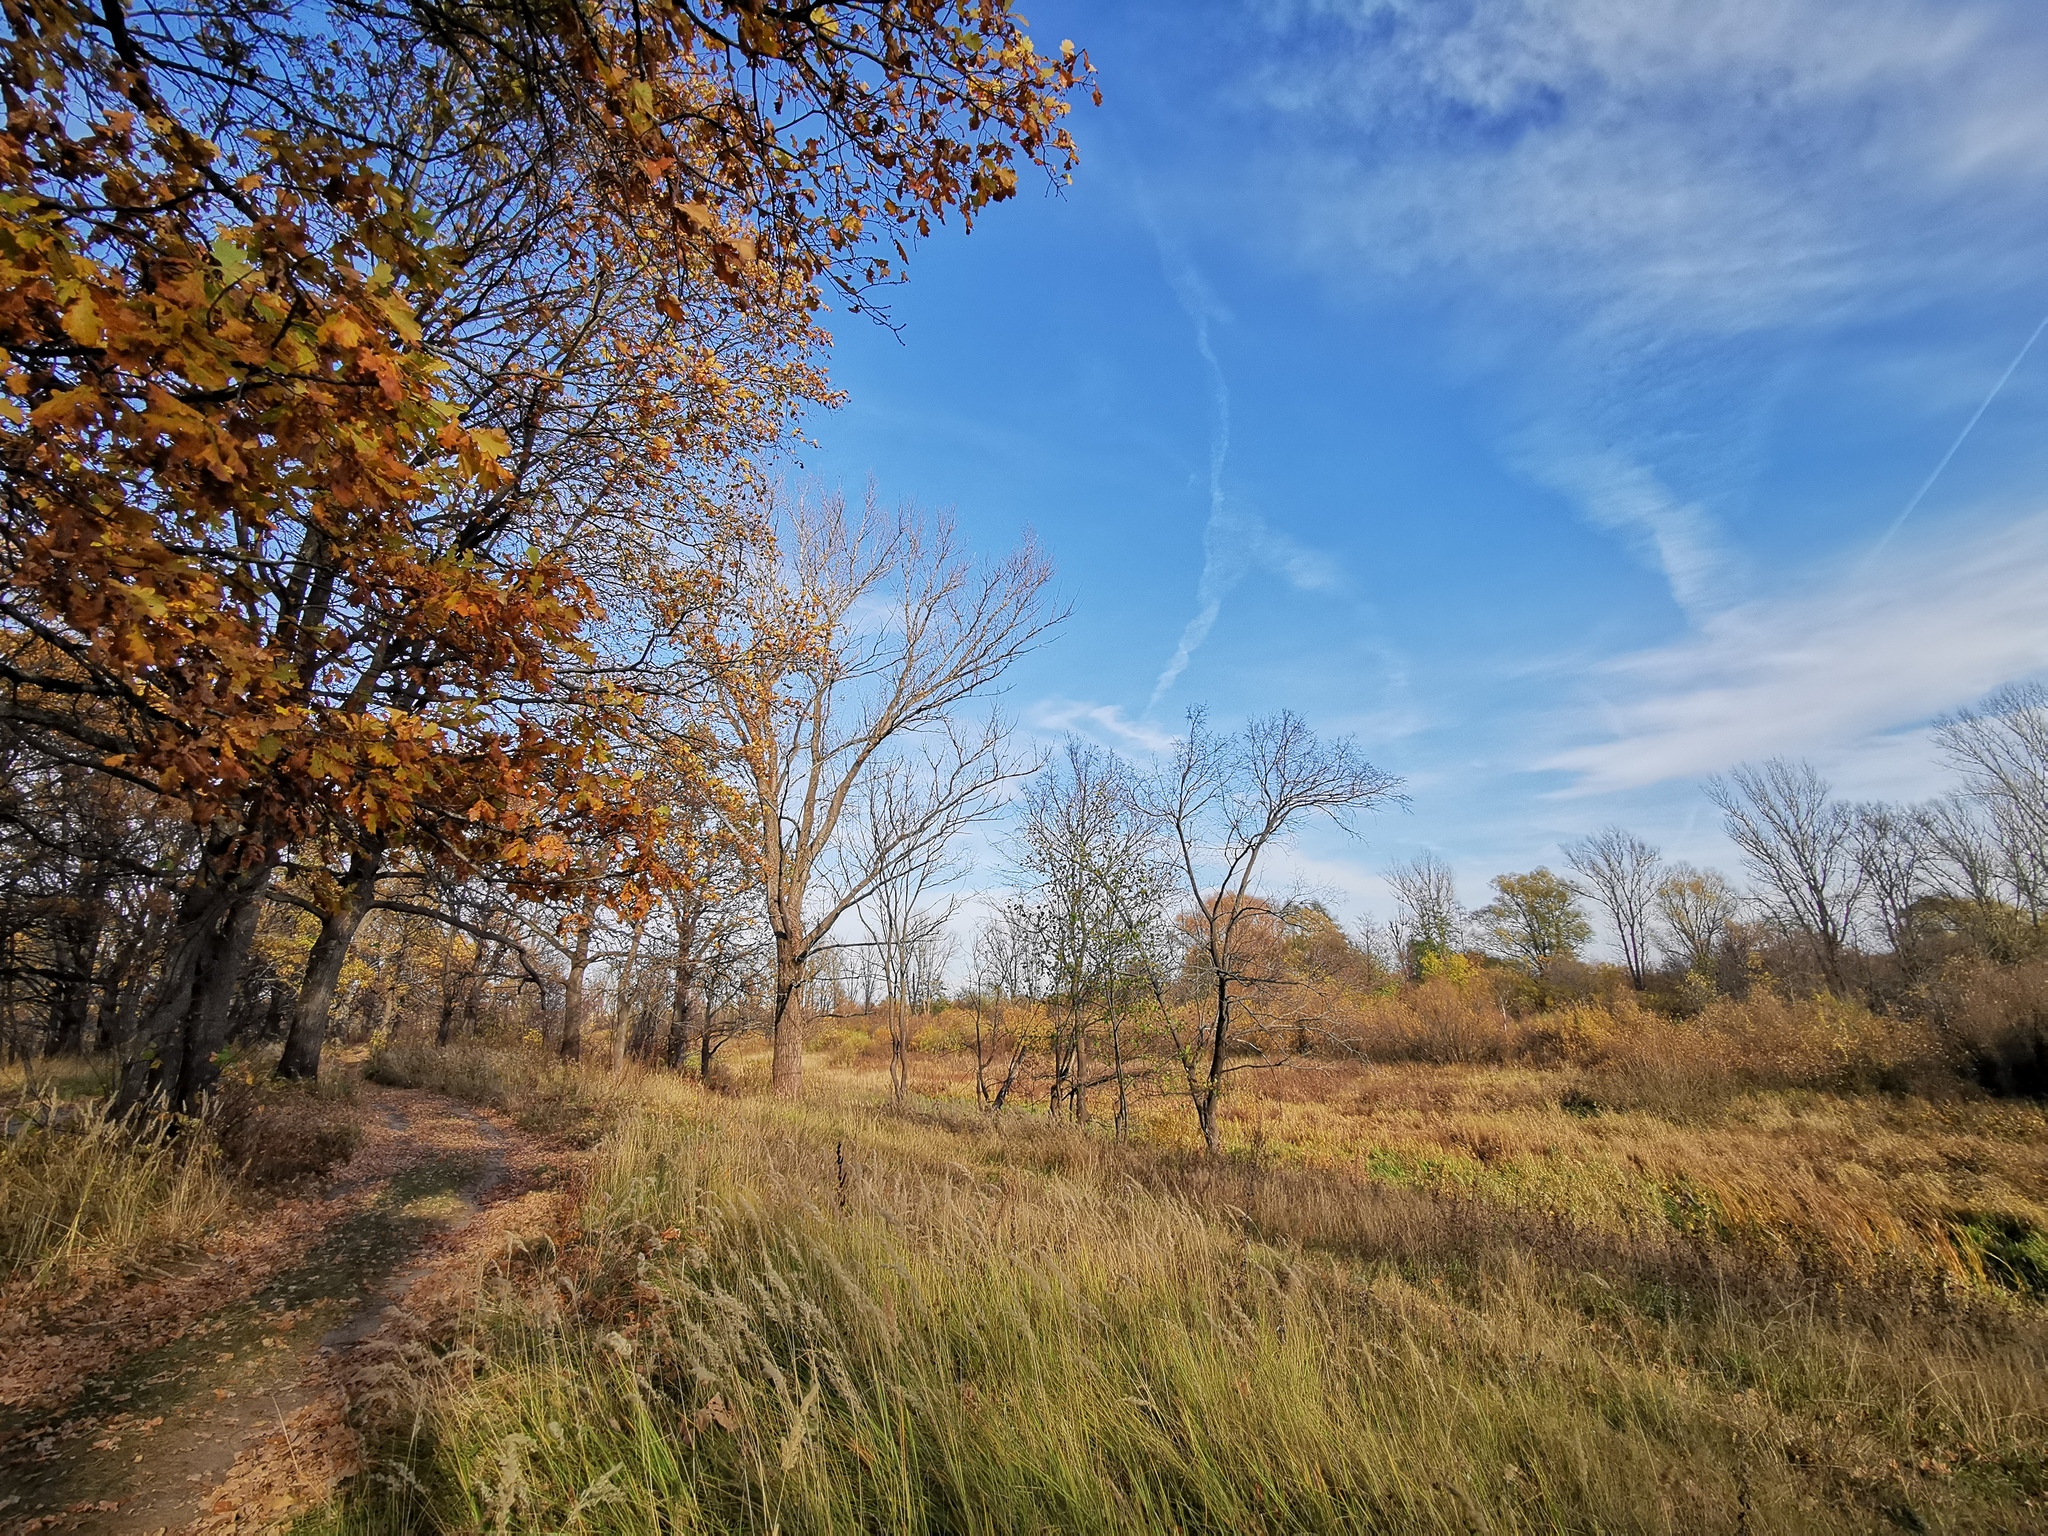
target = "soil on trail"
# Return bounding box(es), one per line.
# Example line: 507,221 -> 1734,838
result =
0,1084 -> 571,1535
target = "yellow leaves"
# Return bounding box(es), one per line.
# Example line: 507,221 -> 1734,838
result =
61,292 -> 101,346
209,235 -> 257,290
317,313 -> 363,349
371,291 -> 422,345
125,586 -> 171,620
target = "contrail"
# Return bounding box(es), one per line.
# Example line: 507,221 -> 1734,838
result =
1869,306 -> 2048,560
1148,281 -> 1230,706
1143,211 -> 1234,709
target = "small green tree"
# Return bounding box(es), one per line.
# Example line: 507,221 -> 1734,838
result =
1476,868 -> 1592,979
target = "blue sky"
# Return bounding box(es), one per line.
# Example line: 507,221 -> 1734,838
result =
794,0 -> 2048,941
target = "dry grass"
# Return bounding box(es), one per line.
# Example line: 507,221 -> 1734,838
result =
366,1038 -> 637,1146
312,1045 -> 2048,1534
0,1092 -> 242,1289
0,1051 -> 364,1289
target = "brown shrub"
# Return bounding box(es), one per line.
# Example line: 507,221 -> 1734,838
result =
209,1073 -> 362,1187
1330,981 -> 1954,1108
1930,956 -> 2048,1096
1341,976 -> 1514,1063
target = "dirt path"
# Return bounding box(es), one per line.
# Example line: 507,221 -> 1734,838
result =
0,1085 -> 572,1535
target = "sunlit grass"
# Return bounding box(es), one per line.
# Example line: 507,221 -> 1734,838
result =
317,1050 -> 2048,1534
0,1089 -> 242,1289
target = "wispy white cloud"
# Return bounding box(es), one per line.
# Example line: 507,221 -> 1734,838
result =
1141,208 -> 1342,706
1225,0 -> 2048,677
1521,450 -> 1736,615
1247,0 -> 2048,337
1026,698 -> 1180,756
1541,509 -> 2048,790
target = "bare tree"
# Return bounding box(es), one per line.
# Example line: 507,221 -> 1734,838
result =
1852,803 -> 1927,964
696,490 -> 1057,1097
1935,684 -> 2048,924
1563,827 -> 1662,988
855,768 -> 963,1107
1384,852 -> 1462,973
1707,759 -> 1862,993
1654,863 -> 1740,977
1142,710 -> 1402,1155
1916,791 -> 2015,922
1012,737 -> 1171,1134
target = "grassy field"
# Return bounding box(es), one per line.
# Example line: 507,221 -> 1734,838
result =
295,1040 -> 2048,1534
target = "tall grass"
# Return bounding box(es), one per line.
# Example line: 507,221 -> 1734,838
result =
0,1095 -> 241,1288
1335,983 -> 1951,1095
1,1054 -> 361,1289
366,1039 -> 632,1146
323,1068 -> 2048,1534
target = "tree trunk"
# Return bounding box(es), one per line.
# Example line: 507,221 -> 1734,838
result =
462,940 -> 502,1039
1196,975 -> 1230,1157
121,855 -> 270,1113
46,891 -> 102,1056
610,922 -> 643,1073
180,888 -> 262,1108
1071,1004 -> 1087,1124
278,845 -> 381,1080
93,943 -> 133,1055
974,1000 -> 992,1108
1111,1012 -> 1130,1141
889,989 -> 909,1107
770,930 -> 804,1098
629,995 -> 660,1062
559,893 -> 596,1062
434,921 -> 462,1047
666,954 -> 694,1070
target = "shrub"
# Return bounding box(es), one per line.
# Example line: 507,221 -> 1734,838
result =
1931,957 -> 2048,1097
209,1072 -> 362,1187
1329,980 -> 1953,1107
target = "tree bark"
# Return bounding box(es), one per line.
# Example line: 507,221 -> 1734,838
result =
559,892 -> 596,1062
1071,1004 -> 1087,1124
462,939 -> 502,1040
46,880 -> 103,1056
1196,973 -> 1229,1157
1111,1012 -> 1130,1141
121,854 -> 270,1113
770,929 -> 804,1097
177,888 -> 262,1108
278,845 -> 381,1080
610,922 -> 643,1073
889,989 -> 909,1107
666,953 -> 694,1070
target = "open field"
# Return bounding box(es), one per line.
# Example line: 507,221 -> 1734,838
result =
6,1035 -> 2046,1532
284,1041 -> 2048,1534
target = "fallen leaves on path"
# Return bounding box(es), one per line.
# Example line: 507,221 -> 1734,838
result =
1,1083 -> 576,1536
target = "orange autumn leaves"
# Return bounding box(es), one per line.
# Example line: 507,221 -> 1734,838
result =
0,0 -> 1095,896
0,1 -> 582,855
